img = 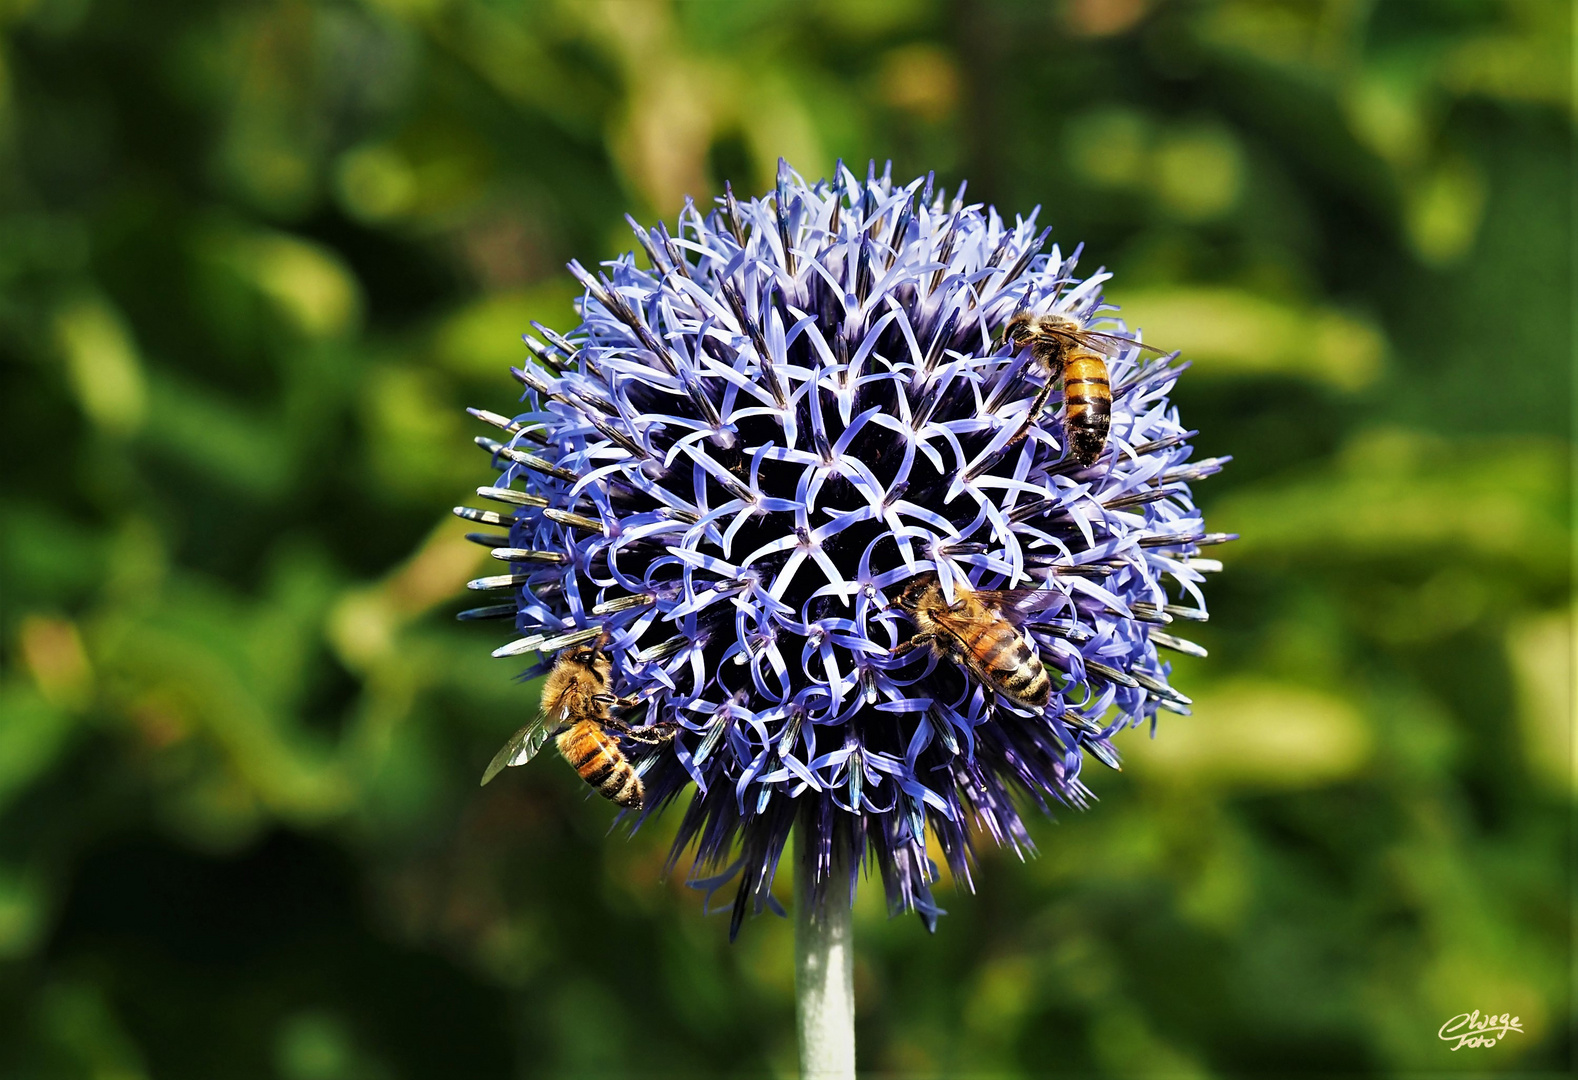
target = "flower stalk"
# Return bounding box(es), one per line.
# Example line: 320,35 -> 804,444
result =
795,822 -> 855,1080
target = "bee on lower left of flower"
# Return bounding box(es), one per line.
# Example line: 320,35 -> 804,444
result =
481,630 -> 676,810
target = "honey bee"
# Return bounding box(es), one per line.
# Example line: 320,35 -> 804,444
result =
481,631 -> 675,809
889,573 -> 1055,709
1003,311 -> 1167,466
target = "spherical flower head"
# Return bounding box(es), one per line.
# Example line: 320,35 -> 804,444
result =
460,160 -> 1230,936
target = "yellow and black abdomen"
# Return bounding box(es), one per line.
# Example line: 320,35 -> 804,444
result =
557,720 -> 643,809
1061,349 -> 1112,466
956,622 -> 1051,710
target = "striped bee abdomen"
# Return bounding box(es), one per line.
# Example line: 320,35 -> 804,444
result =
1062,349 -> 1112,466
557,720 -> 644,809
963,623 -> 1052,709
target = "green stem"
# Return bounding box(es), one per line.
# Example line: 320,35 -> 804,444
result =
794,824 -> 856,1080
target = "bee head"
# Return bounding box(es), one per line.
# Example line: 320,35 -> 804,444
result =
566,630 -> 615,684
568,649 -> 612,686
892,572 -> 938,614
1004,311 -> 1034,347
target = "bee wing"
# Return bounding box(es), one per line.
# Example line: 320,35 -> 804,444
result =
971,587 -> 1067,623
928,603 -> 1035,690
929,598 -> 1017,644
1076,329 -> 1171,358
480,718 -> 555,786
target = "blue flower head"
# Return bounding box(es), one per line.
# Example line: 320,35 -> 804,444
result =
459,161 -> 1230,936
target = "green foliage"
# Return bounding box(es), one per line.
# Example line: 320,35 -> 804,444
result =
1,0 -> 1569,1076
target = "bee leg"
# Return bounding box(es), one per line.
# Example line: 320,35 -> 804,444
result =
603,713 -> 676,737
604,716 -> 678,747
594,693 -> 640,708
625,721 -> 680,746
890,633 -> 935,659
1004,377 -> 1057,449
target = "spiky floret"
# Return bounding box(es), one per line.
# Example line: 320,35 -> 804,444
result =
459,161 -> 1230,935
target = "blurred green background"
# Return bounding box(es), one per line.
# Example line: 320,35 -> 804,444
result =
1,0 -> 1572,1076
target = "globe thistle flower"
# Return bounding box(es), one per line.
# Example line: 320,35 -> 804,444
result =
458,160 -> 1229,937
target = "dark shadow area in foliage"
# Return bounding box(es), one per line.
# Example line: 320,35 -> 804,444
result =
28,831 -> 512,1080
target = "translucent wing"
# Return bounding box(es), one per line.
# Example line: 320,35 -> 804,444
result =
927,597 -> 1045,698
971,587 -> 1067,622
480,717 -> 554,786
929,602 -> 1008,640
926,603 -> 1007,679
1072,329 -> 1171,359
